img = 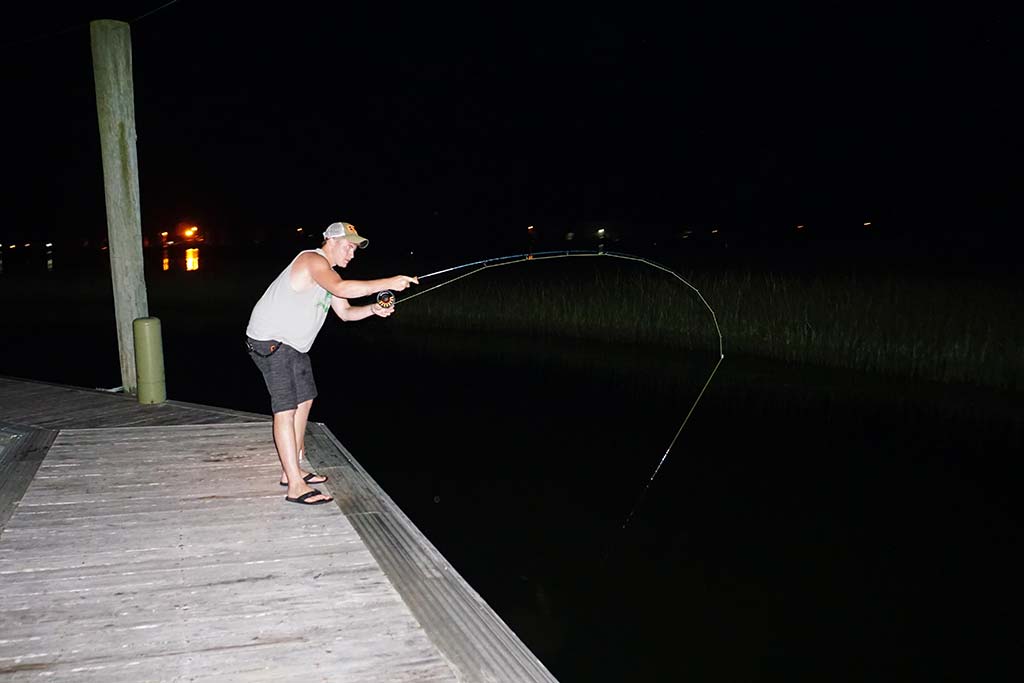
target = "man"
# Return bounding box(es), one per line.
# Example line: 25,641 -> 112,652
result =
246,221 -> 417,505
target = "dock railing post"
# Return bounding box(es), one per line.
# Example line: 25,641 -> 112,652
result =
90,19 -> 149,394
133,317 -> 166,404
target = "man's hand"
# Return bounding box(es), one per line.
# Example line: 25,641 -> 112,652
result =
387,275 -> 419,291
371,303 -> 395,318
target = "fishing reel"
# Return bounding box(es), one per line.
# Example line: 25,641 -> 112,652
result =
376,290 -> 395,309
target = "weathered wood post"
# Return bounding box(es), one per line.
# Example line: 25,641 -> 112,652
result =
90,20 -> 149,394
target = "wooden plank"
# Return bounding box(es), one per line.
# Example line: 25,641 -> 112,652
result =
0,423 -> 456,682
0,376 -> 268,430
0,377 -> 558,681
0,425 -> 57,535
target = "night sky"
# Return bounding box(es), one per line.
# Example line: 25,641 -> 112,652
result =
3,2 -> 1019,261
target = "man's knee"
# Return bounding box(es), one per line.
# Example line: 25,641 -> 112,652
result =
273,408 -> 297,424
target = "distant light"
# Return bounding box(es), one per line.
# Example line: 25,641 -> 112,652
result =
527,225 -> 534,231
45,242 -> 53,248
864,222 -> 872,227
296,228 -> 303,232
186,248 -> 200,271
8,245 -> 14,249
796,225 -> 805,230
24,243 -> 30,247
711,229 -> 719,234
160,231 -> 168,237
597,228 -> 605,236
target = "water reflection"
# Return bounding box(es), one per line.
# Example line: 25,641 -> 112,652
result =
160,246 -> 201,272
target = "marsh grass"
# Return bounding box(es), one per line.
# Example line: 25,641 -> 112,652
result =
3,257 -> 1019,391
388,258 -> 1023,391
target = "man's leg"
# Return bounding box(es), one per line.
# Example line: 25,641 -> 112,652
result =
279,399 -> 325,485
294,398 -> 313,463
274,408 -> 329,502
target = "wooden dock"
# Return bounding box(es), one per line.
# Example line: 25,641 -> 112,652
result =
0,376 -> 558,682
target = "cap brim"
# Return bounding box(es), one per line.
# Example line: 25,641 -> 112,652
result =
347,236 -> 369,249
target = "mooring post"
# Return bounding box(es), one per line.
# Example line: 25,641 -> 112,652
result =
90,19 -> 150,394
133,317 -> 166,404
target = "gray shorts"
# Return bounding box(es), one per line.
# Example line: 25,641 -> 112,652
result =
246,338 -> 318,414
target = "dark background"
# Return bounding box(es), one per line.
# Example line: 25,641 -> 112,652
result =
2,5 -> 1021,679
2,1 -> 1019,263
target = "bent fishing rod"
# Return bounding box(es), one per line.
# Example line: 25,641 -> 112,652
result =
374,248 -> 725,533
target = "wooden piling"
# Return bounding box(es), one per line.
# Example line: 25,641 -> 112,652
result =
90,20 -> 149,394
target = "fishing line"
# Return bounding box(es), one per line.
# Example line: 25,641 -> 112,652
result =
378,249 -> 725,534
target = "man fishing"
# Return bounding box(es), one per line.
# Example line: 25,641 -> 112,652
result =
246,221 -> 418,505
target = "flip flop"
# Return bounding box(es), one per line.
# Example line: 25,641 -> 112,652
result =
285,489 -> 333,505
279,473 -> 328,487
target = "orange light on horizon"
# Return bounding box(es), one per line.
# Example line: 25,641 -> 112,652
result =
176,222 -> 200,241
186,248 -> 200,271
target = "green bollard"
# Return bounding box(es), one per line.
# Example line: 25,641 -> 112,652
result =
133,317 -> 166,404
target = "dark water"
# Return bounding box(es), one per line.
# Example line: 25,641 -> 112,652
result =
1,256 -> 1020,681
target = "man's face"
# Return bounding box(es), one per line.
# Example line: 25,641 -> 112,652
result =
335,239 -> 357,268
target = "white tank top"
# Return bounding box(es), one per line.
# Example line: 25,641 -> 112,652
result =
245,249 -> 333,353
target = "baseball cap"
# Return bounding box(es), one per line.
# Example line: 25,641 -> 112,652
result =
323,221 -> 368,248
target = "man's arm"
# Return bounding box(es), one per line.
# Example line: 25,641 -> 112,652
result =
329,296 -> 394,321
299,251 -> 418,298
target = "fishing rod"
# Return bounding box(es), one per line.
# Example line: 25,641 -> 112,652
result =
374,249 -> 598,308
375,248 -> 725,533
